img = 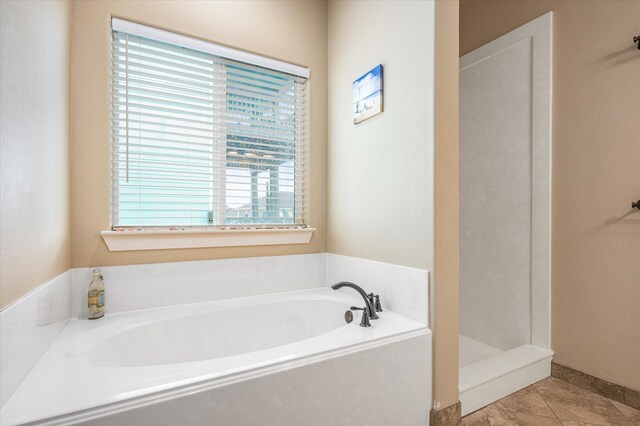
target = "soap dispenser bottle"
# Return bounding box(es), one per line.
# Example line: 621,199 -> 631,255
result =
88,269 -> 105,320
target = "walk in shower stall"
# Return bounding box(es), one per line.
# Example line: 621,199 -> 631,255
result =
459,13 -> 554,415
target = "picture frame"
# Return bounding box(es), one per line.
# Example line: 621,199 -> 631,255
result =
353,64 -> 383,124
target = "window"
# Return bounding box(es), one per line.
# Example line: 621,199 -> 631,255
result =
111,19 -> 308,229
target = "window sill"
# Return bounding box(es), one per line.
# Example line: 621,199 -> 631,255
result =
100,227 -> 315,252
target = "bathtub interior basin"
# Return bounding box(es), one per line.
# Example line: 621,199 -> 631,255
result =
86,299 -> 348,367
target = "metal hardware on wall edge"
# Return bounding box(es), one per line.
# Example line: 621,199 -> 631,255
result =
634,36 -> 640,50
632,200 -> 640,210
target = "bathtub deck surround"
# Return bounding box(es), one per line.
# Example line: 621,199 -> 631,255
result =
69,253 -> 429,324
326,253 -> 429,324
1,288 -> 429,425
0,271 -> 72,409
0,253 -> 431,424
71,253 -> 326,318
65,334 -> 432,426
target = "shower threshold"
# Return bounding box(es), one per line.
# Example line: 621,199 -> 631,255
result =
458,338 -> 553,416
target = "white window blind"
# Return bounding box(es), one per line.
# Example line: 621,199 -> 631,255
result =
111,24 -> 307,228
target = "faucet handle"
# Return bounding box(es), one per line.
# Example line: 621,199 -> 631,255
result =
373,294 -> 383,312
350,306 -> 372,327
368,293 -> 383,313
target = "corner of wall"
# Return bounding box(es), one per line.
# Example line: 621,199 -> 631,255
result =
0,0 -> 73,309
432,0 -> 460,411
326,0 -> 436,272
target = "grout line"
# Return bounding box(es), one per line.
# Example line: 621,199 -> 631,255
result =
608,398 -> 640,418
535,384 -> 562,422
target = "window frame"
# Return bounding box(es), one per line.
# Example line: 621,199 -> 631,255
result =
103,19 -> 314,251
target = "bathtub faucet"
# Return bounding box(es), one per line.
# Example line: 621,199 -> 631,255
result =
331,282 -> 379,320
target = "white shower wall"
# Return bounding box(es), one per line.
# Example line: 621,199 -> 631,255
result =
459,39 -> 534,351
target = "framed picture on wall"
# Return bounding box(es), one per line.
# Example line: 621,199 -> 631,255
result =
353,64 -> 383,124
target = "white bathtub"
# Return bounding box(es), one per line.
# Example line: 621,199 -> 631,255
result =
1,287 -> 429,425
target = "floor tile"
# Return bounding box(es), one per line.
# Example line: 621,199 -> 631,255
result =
460,408 -> 491,425
483,405 -> 563,425
535,378 -> 631,425
493,384 -> 556,418
461,377 -> 640,426
610,399 -> 640,424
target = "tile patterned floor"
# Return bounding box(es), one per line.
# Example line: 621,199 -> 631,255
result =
461,377 -> 640,425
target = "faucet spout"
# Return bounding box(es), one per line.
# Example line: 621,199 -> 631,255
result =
331,281 -> 379,320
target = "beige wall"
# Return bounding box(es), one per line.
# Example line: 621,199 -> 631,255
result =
70,0 -> 327,268
327,0 -> 435,271
0,0 -> 72,308
461,0 -> 640,390
433,0 -> 460,410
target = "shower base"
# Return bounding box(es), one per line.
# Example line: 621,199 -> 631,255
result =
459,335 -> 502,367
459,335 -> 553,416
